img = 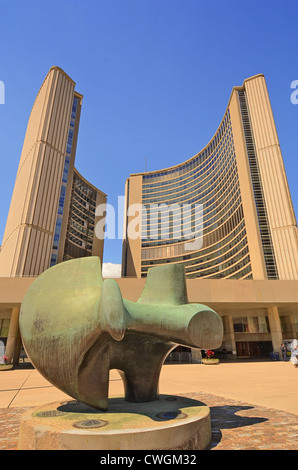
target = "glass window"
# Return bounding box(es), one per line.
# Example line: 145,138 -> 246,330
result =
233,316 -> 270,333
50,254 -> 58,267
233,317 -> 248,332
294,315 -> 298,332
0,319 -> 10,337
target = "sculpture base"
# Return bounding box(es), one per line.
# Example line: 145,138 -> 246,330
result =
18,395 -> 211,450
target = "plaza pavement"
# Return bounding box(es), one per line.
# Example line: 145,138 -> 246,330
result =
0,359 -> 297,415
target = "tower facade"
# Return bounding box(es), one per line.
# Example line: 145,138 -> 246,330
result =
0,66 -> 106,276
122,75 -> 298,280
62,168 -> 106,263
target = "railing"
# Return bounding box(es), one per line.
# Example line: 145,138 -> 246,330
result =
165,351 -> 192,363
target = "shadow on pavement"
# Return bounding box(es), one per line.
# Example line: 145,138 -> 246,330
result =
206,405 -> 268,450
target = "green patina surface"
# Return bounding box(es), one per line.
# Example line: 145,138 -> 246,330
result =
20,257 -> 223,411
31,395 -> 208,432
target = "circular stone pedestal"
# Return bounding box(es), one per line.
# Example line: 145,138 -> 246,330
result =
18,395 -> 211,450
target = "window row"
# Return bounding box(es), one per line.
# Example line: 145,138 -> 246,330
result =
143,112 -> 231,184
142,132 -> 235,196
142,219 -> 248,264
233,316 -> 270,333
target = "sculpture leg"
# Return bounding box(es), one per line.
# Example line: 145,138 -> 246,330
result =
77,334 -> 111,410
110,332 -> 175,402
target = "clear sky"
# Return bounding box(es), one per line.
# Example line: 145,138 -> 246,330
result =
0,0 -> 297,269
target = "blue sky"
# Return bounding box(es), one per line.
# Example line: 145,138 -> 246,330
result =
0,0 -> 297,267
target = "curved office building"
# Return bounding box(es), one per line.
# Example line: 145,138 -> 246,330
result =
140,110 -> 252,280
122,74 -> 298,280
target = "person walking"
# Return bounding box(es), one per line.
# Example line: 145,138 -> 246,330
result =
280,343 -> 287,361
290,341 -> 298,368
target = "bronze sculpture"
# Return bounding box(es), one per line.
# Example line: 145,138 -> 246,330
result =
19,257 -> 223,411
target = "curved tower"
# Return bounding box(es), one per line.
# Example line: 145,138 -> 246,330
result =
0,66 -> 106,276
122,74 -> 298,280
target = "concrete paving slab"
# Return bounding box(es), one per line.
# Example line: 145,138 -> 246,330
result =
0,390 -> 18,408
158,361 -> 298,415
9,386 -> 71,408
1,360 -> 298,415
0,370 -> 32,391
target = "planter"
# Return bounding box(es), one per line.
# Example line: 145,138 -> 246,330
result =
201,358 -> 219,365
0,364 -> 13,370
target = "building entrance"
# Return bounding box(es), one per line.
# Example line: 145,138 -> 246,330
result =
236,341 -> 272,358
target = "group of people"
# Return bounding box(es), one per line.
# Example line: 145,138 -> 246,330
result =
280,340 -> 298,367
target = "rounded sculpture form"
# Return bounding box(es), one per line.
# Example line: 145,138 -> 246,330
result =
20,257 -> 223,410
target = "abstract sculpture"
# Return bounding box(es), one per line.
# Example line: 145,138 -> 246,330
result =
19,257 -> 223,411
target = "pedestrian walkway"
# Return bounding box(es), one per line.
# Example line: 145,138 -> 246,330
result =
0,360 -> 297,450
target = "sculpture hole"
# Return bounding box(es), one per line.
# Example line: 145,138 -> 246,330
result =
155,410 -> 187,420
